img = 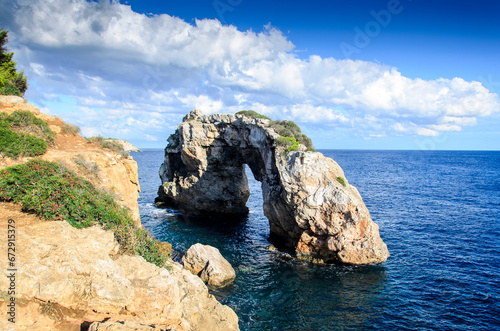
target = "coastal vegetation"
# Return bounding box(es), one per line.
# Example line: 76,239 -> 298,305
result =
336,176 -> 347,187
0,30 -> 28,97
0,159 -> 170,267
278,136 -> 299,152
0,110 -> 55,159
62,123 -> 81,135
86,135 -> 125,153
236,110 -> 315,151
236,110 -> 271,120
73,154 -> 100,178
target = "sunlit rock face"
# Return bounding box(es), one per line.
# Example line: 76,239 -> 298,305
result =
157,110 -> 389,265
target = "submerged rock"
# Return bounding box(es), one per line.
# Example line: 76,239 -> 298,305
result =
157,110 -> 389,265
182,243 -> 236,288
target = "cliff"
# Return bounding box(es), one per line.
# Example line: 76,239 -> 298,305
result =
0,96 -> 141,225
0,97 -> 239,330
157,110 -> 389,265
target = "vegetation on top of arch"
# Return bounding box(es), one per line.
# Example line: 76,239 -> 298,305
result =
236,110 -> 315,152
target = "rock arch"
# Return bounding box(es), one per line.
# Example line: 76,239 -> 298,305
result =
156,110 -> 389,264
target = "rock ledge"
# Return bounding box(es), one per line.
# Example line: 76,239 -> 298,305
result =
182,243 -> 236,288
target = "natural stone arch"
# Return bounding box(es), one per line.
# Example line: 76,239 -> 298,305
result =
157,110 -> 389,264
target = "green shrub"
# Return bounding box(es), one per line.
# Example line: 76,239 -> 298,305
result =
236,110 -> 272,120
0,110 -> 55,159
336,177 -> 346,187
278,136 -> 299,152
0,80 -> 22,97
234,110 -> 316,151
116,227 -> 172,267
5,110 -> 55,142
270,120 -> 315,150
0,128 -> 47,159
0,159 -> 170,267
62,123 -> 81,135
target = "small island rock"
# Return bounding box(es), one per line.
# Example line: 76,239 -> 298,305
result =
157,110 -> 389,265
182,243 -> 236,288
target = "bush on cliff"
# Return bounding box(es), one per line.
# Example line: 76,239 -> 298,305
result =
62,123 -> 81,135
236,110 -> 316,151
0,159 -> 170,267
236,110 -> 272,121
278,136 -> 299,152
0,110 -> 55,159
86,136 -> 125,154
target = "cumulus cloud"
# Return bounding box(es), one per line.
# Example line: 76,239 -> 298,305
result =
2,0 -> 499,143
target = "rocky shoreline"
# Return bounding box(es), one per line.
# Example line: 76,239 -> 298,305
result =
0,97 -> 239,330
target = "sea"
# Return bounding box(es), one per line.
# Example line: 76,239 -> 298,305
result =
131,149 -> 500,331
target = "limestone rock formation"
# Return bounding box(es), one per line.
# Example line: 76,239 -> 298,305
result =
0,221 -> 238,331
182,243 -> 236,288
157,110 -> 389,264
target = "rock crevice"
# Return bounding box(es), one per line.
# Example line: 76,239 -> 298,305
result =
157,110 -> 389,265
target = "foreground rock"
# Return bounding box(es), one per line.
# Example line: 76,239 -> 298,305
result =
157,110 -> 389,264
182,244 -> 236,288
0,221 -> 238,331
88,320 -> 174,330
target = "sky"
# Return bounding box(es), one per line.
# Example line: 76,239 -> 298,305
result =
0,0 -> 499,150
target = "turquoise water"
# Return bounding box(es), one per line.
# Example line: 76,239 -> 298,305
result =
133,150 -> 500,330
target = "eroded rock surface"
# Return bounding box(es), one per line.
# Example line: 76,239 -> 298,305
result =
182,243 -> 236,288
157,110 -> 389,264
0,221 -> 238,331
88,320 -> 177,330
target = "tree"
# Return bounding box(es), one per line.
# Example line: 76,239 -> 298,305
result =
0,29 -> 28,97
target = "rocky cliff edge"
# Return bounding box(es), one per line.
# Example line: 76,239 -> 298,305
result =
0,97 -> 239,330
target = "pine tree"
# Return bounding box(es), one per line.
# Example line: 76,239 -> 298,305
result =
0,29 -> 28,97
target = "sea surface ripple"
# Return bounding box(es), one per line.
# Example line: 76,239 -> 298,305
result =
133,149 -> 500,330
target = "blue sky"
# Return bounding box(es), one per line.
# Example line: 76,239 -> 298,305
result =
1,0 -> 499,149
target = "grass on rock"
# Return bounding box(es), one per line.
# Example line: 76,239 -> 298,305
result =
0,159 -> 170,267
336,176 -> 347,187
0,110 -> 55,159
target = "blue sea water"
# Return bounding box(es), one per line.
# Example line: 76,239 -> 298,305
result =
132,149 -> 500,330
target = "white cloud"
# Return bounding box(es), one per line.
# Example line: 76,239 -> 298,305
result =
178,94 -> 224,114
144,134 -> 158,141
416,128 -> 439,137
2,0 -> 499,144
